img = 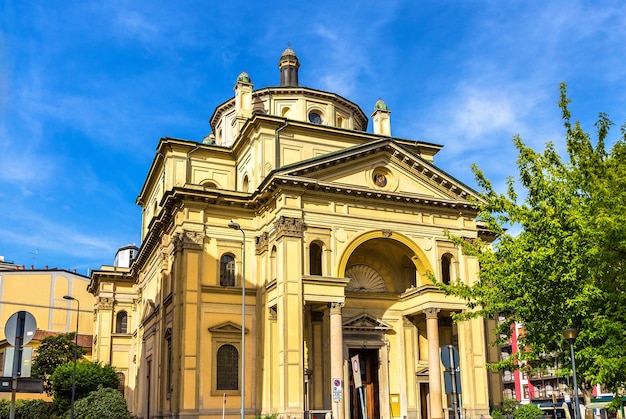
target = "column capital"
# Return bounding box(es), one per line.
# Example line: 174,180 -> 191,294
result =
424,307 -> 440,319
173,230 -> 205,251
274,216 -> 304,239
329,302 -> 344,314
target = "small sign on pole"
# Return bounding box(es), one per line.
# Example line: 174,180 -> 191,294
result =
332,378 -> 342,403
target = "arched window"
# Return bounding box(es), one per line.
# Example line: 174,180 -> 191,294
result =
242,175 -> 249,193
115,311 -> 128,334
337,115 -> 345,128
309,242 -> 322,276
441,253 -> 453,285
216,344 -> 239,390
165,328 -> 173,398
270,246 -> 277,280
117,372 -> 125,395
220,254 -> 236,287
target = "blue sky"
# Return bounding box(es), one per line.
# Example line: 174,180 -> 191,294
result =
1,1 -> 625,274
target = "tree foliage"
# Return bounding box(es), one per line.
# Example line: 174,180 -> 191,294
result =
439,84 -> 626,397
31,333 -> 86,395
51,360 -> 119,412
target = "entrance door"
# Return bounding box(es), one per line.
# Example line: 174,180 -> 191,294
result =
349,349 -> 380,419
419,382 -> 429,419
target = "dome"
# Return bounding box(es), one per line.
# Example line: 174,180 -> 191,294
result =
374,99 -> 388,110
237,71 -> 251,83
281,46 -> 297,58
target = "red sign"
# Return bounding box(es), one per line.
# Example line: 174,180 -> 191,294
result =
351,355 -> 362,388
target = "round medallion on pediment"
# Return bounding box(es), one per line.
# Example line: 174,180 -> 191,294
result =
371,167 -> 394,190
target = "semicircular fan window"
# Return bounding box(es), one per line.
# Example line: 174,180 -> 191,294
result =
345,264 -> 387,293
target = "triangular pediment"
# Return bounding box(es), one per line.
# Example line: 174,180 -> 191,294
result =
274,139 -> 480,205
141,300 -> 156,323
343,314 -> 392,332
208,321 -> 247,335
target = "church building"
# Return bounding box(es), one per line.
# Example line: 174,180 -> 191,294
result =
89,48 -> 495,419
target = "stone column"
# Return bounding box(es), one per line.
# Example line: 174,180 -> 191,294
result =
425,308 -> 443,419
329,302 -> 344,419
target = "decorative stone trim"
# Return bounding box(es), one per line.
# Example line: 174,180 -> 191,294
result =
255,232 -> 269,254
274,216 -> 304,239
173,230 -> 205,250
345,264 -> 386,293
98,297 -> 114,310
269,306 -> 277,319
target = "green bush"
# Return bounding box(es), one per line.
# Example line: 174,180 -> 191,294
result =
0,399 -> 58,419
72,387 -> 131,419
51,360 -> 119,412
503,398 -> 519,415
17,399 -> 59,419
492,410 -> 504,419
513,404 -> 543,419
0,399 -> 14,419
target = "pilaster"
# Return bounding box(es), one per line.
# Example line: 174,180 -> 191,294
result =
274,216 -> 305,418
97,297 -> 114,364
172,230 -> 204,414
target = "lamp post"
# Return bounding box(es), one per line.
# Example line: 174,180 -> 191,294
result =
63,295 -> 80,419
228,221 -> 246,419
562,328 -> 580,419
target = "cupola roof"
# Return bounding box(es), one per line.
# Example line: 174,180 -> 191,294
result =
374,99 -> 388,110
237,71 -> 251,83
281,46 -> 297,58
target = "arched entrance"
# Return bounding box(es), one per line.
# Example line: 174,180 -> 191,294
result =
336,230 -> 433,283
337,232 -> 434,419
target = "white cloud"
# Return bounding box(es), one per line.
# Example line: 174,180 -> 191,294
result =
452,88 -> 520,139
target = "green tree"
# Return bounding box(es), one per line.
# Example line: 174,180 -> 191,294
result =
51,360 -> 119,412
31,333 -> 86,395
72,387 -> 131,419
438,84 -> 626,402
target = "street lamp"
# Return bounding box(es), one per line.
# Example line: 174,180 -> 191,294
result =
562,328 -> 580,419
228,220 -> 246,419
63,295 -> 80,419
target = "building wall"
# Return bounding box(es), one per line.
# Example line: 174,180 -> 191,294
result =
0,268 -> 95,400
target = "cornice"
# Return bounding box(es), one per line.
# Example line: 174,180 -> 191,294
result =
88,268 -> 134,295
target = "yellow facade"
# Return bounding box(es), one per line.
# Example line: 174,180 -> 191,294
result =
0,268 -> 95,399
91,48 -> 496,419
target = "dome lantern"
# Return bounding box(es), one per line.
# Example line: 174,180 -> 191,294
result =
278,45 -> 300,87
